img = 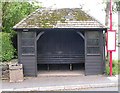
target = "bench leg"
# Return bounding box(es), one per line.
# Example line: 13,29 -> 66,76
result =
70,64 -> 72,71
47,64 -> 49,71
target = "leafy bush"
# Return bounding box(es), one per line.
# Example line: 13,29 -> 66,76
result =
118,60 -> 120,74
106,65 -> 110,75
0,32 -> 15,62
106,60 -> 119,75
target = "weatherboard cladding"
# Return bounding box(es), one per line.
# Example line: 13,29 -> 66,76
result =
13,8 -> 105,29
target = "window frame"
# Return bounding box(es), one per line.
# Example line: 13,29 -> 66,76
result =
21,32 -> 35,56
86,31 -> 100,55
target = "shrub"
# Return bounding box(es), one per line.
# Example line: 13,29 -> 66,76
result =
118,60 -> 120,74
0,32 -> 15,62
106,60 -> 119,75
106,65 -> 110,75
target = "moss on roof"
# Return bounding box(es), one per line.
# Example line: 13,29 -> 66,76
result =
13,8 -> 105,29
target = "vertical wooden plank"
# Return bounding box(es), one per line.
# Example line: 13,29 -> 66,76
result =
103,32 -> 106,73
17,31 -> 21,63
17,32 -> 20,63
34,31 -> 37,76
85,31 -> 103,75
99,31 -> 104,74
100,31 -> 106,73
85,31 -> 87,75
19,31 -> 37,77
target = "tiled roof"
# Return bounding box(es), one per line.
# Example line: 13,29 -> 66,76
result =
54,21 -> 104,28
13,8 -> 106,29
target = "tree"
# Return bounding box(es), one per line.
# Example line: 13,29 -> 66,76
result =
115,1 -> 120,49
1,2 -> 41,60
2,2 -> 41,35
105,2 -> 110,28
104,1 -> 120,60
115,1 -> 120,11
104,2 -> 110,60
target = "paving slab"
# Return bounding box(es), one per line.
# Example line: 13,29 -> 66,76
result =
38,70 -> 84,76
1,72 -> 118,91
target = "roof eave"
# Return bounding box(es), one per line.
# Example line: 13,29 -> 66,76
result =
13,27 -> 107,32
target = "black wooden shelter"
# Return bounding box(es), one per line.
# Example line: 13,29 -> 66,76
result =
13,8 -> 107,76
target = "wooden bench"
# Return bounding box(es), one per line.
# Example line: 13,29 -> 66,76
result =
37,54 -> 85,64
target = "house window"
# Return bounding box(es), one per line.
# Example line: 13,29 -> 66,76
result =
87,32 -> 100,55
21,32 -> 35,55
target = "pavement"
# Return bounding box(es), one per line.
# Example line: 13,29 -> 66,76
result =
74,87 -> 118,91
1,71 -> 119,91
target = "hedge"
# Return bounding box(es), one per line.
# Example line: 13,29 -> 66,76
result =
106,60 -> 119,75
0,32 -> 15,62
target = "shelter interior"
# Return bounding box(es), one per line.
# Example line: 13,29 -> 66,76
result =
37,29 -> 85,73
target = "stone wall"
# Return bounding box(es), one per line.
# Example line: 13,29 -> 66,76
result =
1,59 -> 18,80
1,63 -> 9,80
